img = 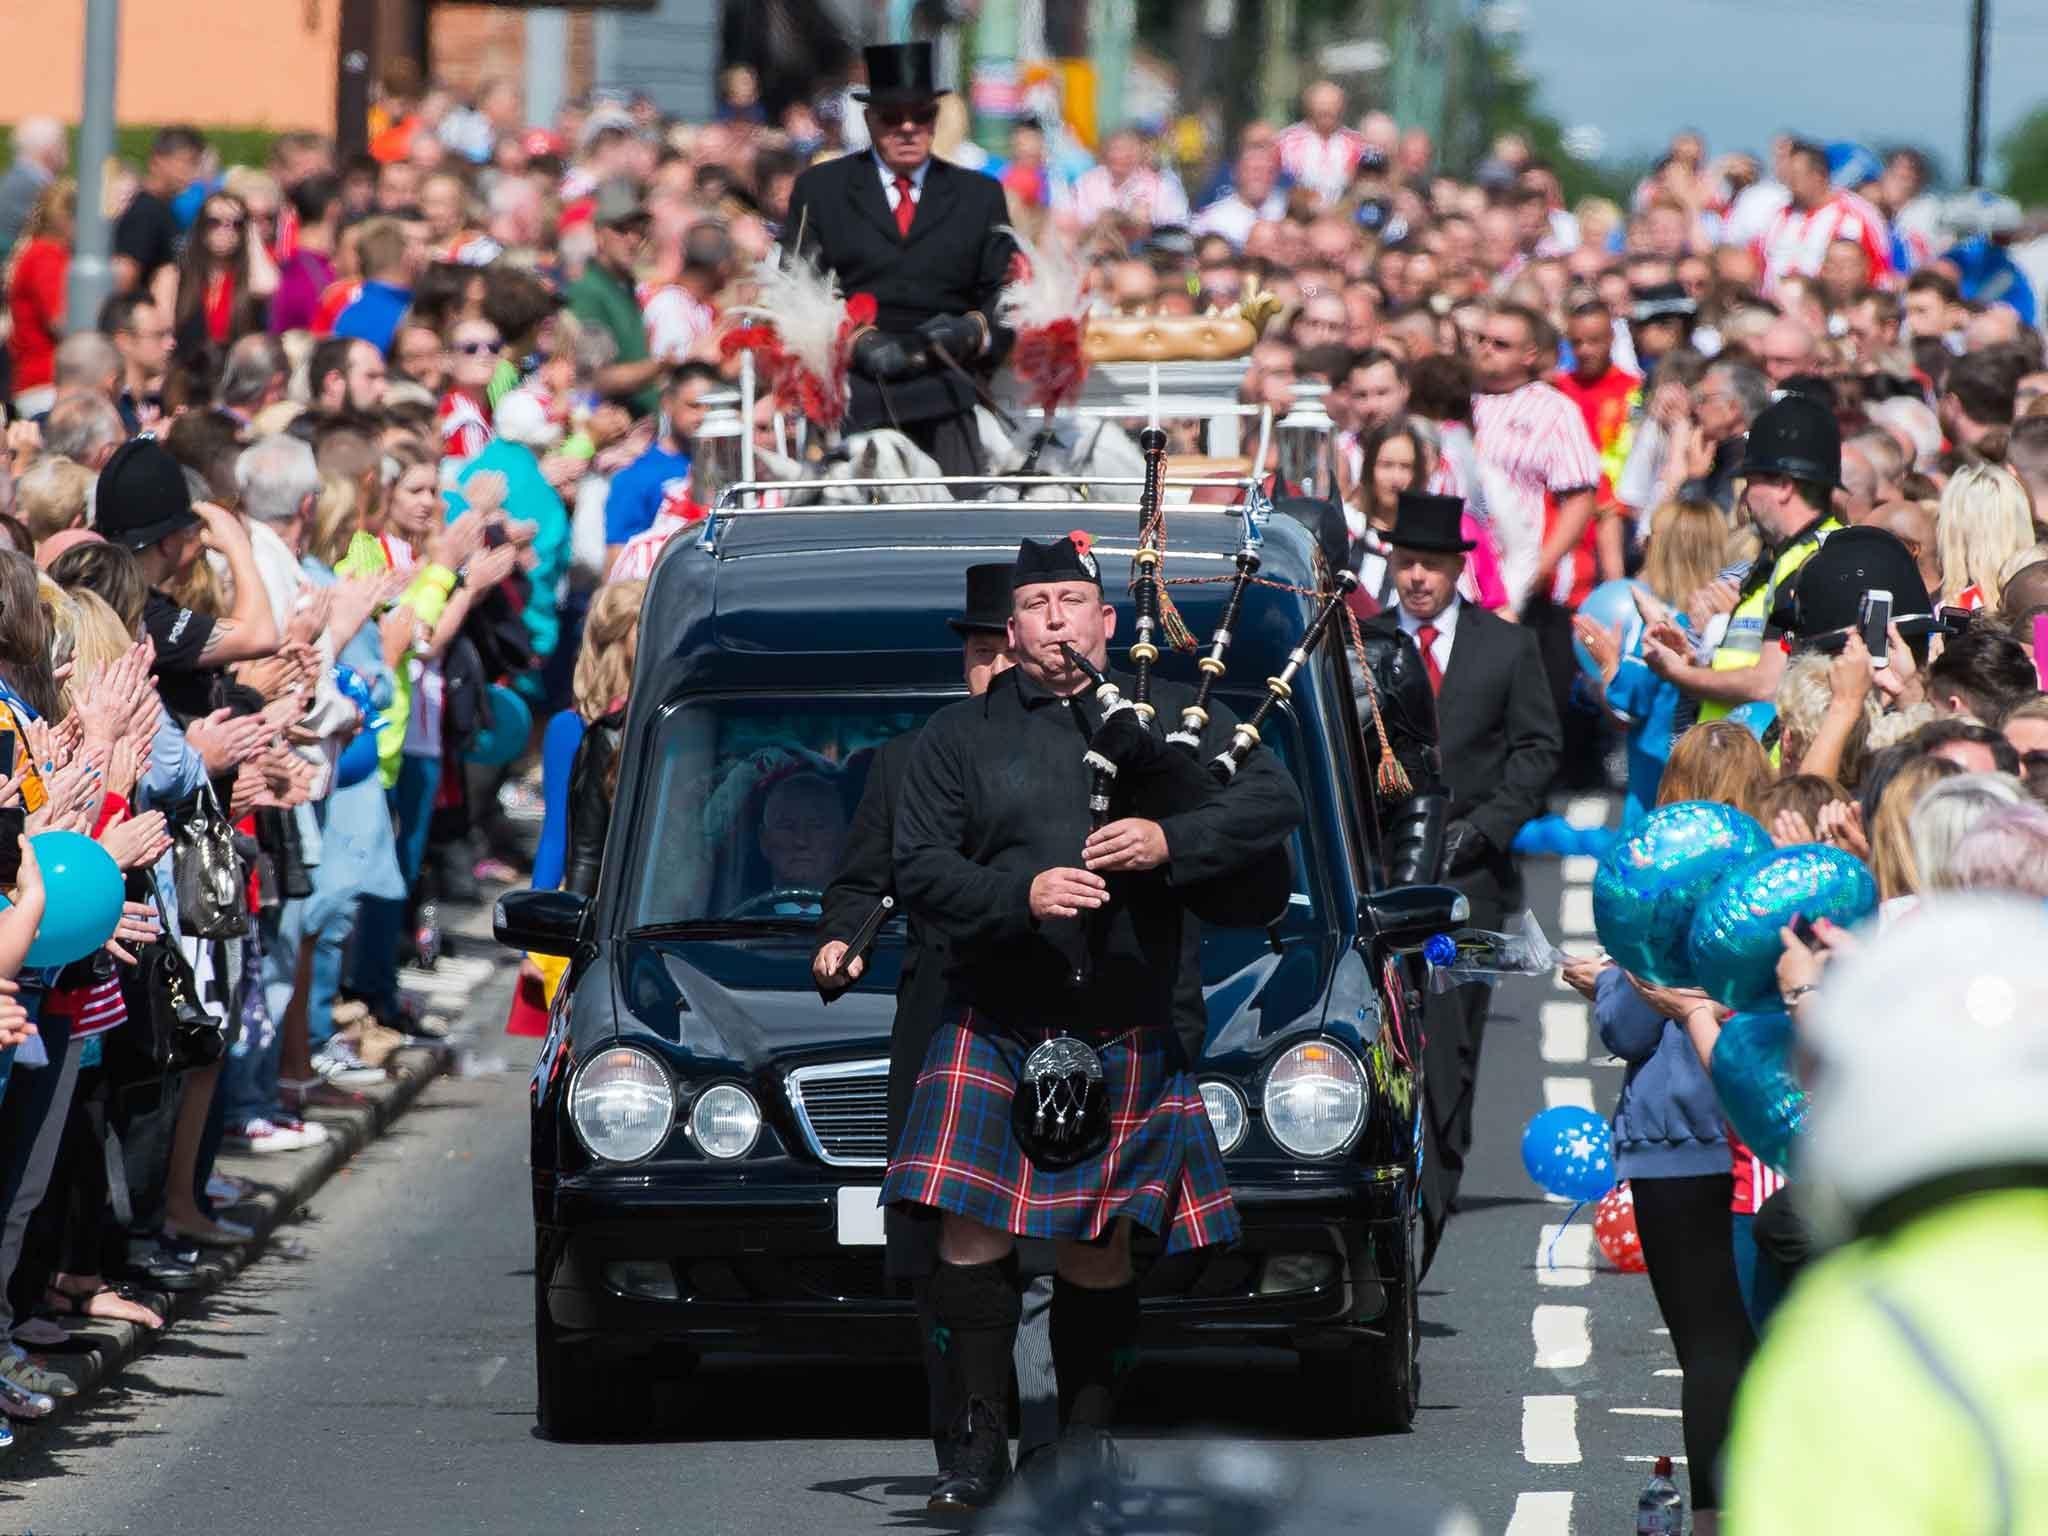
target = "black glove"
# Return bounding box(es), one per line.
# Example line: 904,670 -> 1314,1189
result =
851,329 -> 926,381
915,312 -> 985,360
1441,818 -> 1490,878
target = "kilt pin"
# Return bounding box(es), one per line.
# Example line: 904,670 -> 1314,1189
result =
879,1008 -> 1241,1252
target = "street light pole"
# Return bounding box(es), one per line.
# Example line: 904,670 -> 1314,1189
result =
1965,0 -> 1990,186
66,0 -> 120,336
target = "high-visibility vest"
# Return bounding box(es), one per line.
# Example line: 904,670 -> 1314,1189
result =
1697,517 -> 1840,723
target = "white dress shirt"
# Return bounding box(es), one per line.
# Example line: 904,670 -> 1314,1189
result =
1395,594 -> 1461,678
876,153 -> 931,215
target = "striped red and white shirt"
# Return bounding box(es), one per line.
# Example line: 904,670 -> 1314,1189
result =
1471,379 -> 1604,609
1275,121 -> 1365,205
1755,189 -> 1895,297
608,482 -> 709,582
641,283 -> 719,364
1068,165 -> 1190,228
437,391 -> 493,464
1729,1127 -> 1787,1215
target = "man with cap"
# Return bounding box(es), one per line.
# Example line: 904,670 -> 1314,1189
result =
781,42 -> 1015,481
812,563 -> 1060,1479
1359,492 -> 1561,1250
1628,280 -> 1698,377
566,178 -> 666,416
882,533 -> 1301,1510
1641,394 -> 1844,722
96,436 -> 281,719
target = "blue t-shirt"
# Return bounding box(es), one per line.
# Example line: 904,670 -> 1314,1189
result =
603,442 -> 693,547
331,280 -> 414,357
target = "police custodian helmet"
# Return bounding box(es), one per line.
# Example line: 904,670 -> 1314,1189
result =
1741,393 -> 1843,490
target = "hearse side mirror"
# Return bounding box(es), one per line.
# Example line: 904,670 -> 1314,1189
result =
494,888 -> 590,957
1362,885 -> 1470,955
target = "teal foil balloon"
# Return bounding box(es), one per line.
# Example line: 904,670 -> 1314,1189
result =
1592,800 -> 1772,987
1688,845 -> 1878,1011
1711,1010 -> 1808,1175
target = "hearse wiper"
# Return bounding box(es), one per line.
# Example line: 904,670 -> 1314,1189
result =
627,918 -> 820,940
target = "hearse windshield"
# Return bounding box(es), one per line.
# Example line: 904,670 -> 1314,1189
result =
623,692 -> 1325,932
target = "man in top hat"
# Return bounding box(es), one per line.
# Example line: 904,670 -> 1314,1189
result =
1641,394 -> 1844,723
1360,492 -> 1561,1250
782,42 -> 1016,482
882,533 -> 1301,1510
1628,280 -> 1698,376
812,563 -> 1060,1478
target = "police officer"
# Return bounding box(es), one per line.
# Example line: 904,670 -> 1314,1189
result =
883,533 -> 1302,1511
782,42 -> 1014,479
810,563 -> 1059,1476
1642,393 -> 1843,718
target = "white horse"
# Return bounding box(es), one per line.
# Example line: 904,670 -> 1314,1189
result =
747,430 -> 951,505
974,408 -> 1149,502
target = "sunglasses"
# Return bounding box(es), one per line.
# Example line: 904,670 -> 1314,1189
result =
204,215 -> 245,231
874,106 -> 939,129
455,339 -> 503,356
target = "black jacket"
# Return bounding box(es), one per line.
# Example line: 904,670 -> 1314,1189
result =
1362,602 -> 1560,890
894,667 -> 1303,1037
781,151 -> 1014,429
562,708 -> 624,900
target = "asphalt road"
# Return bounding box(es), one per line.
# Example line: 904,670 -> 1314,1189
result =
3,828 -> 1686,1536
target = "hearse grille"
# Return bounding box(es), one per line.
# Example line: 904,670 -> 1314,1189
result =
786,1059 -> 890,1168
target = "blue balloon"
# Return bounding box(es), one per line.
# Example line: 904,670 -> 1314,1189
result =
8,830 -> 125,967
334,727 -> 381,789
1592,800 -> 1772,987
1825,140 -> 1883,189
1711,1010 -> 1807,1176
1687,844 -> 1879,1012
1727,701 -> 1776,742
331,663 -> 376,729
465,684 -> 534,768
1520,1106 -> 1616,1202
1571,579 -> 1647,686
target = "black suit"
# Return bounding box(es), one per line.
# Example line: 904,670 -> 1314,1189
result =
781,151 -> 1014,475
1364,601 -> 1561,1231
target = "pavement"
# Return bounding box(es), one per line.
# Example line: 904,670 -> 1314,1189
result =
0,797 -> 1696,1536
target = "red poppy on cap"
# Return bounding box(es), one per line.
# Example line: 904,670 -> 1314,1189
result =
1067,529 -> 1093,557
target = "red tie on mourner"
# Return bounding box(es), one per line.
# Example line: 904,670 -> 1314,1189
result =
1416,623 -> 1444,696
893,175 -> 916,237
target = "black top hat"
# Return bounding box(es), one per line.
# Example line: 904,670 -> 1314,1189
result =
853,42 -> 950,107
1013,531 -> 1101,590
1630,281 -> 1697,325
1772,526 -> 1933,639
948,563 -> 1014,634
95,435 -> 199,551
1742,393 -> 1842,490
1385,492 -> 1475,555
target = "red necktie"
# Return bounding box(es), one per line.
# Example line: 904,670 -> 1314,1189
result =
1416,623 -> 1444,696
893,175 -> 916,237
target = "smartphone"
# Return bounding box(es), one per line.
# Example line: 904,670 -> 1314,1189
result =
1940,605 -> 1976,638
1859,589 -> 1893,670
0,733 -> 13,783
1791,912 -> 1820,947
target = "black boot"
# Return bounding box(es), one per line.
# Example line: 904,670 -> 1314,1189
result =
925,1257 -> 1021,1513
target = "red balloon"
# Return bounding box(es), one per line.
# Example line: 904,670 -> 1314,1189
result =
1594,1181 -> 1647,1273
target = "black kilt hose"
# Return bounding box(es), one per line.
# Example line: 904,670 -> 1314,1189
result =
884,665 -> 1302,1251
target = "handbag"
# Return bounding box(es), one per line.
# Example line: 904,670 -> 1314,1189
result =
171,779 -> 250,940
120,881 -> 224,1069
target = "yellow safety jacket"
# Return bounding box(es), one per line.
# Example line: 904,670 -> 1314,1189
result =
1697,516 -> 1839,723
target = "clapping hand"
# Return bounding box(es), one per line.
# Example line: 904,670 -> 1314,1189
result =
1814,799 -> 1869,859
98,809 -> 171,871
187,707 -> 272,774
0,977 -> 33,1049
1771,808 -> 1817,848
104,900 -> 162,965
286,585 -> 336,647
1571,615 -> 1625,689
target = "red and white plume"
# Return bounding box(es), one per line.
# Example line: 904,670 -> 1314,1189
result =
721,248 -> 876,434
997,225 -> 1090,414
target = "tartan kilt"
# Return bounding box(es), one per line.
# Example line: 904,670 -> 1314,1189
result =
878,1007 -> 1240,1253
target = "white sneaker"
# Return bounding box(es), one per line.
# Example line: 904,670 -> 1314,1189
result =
271,1115 -> 330,1146
313,1040 -> 387,1088
225,1118 -> 316,1154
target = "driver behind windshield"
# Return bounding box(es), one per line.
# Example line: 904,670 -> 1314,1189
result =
756,771 -> 849,909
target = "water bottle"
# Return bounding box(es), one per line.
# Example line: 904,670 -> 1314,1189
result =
1636,1455 -> 1684,1534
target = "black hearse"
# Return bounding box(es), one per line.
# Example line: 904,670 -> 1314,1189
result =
497,493 -> 1461,1440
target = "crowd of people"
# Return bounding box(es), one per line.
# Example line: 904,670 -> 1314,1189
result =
0,47 -> 2039,1513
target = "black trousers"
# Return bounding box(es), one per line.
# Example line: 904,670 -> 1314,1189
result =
901,411 -> 986,491
1420,866 -> 1507,1248
1520,593 -> 1606,790
1631,1172 -> 1757,1512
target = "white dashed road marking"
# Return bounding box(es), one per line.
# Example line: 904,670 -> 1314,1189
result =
1522,1395 -> 1582,1464
1560,886 -> 1595,935
1536,1223 -> 1595,1286
1611,1406 -> 1684,1417
1539,1001 -> 1589,1063
1532,1305 -> 1590,1370
1543,1076 -> 1595,1111
1506,1491 -> 1575,1534
1561,855 -> 1599,883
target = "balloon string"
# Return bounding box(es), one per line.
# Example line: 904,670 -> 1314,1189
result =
1545,1201 -> 1587,1271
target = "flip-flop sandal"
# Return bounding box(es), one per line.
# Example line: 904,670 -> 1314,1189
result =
45,1284 -> 164,1331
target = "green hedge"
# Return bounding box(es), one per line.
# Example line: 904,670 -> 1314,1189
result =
0,123 -> 287,172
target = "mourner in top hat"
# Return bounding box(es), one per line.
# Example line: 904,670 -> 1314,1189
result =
1361,492 -> 1561,1252
1629,280 -> 1698,373
882,532 -> 1302,1511
1641,393 -> 1843,722
811,563 -> 1059,1474
781,42 -> 1016,481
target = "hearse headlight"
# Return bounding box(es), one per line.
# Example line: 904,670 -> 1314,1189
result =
1262,1041 -> 1367,1159
1198,1081 -> 1248,1154
568,1045 -> 675,1164
688,1082 -> 762,1160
